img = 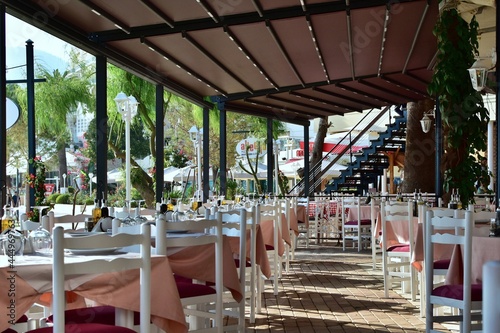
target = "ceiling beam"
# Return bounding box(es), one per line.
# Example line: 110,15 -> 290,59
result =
345,2 -> 356,80
381,76 -> 429,98
289,91 -> 361,112
312,87 -> 380,109
79,0 -> 131,34
181,31 -> 254,94
244,98 -> 333,118
141,37 -> 228,96
267,94 -> 345,115
358,79 -> 416,101
223,26 -> 279,89
225,103 -> 312,125
88,0 -> 419,42
306,15 -> 330,83
402,1 -> 430,73
139,0 -> 175,28
196,0 -> 221,23
265,20 -> 306,87
335,83 -> 394,105
377,6 -> 390,76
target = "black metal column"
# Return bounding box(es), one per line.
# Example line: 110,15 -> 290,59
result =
95,55 -> 107,202
267,118 -> 273,194
155,84 -> 164,204
26,40 -> 35,209
0,5 -> 5,215
304,124 -> 310,197
435,99 -> 442,204
203,106 -> 210,202
496,1 -> 500,207
219,106 -> 227,196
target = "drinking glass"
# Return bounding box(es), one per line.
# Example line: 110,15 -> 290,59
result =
134,200 -> 148,224
121,200 -> 136,226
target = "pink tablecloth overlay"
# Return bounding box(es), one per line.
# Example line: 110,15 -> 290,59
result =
167,235 -> 243,302
374,213 -> 419,249
0,255 -> 187,333
259,219 -> 285,257
445,236 -> 500,285
308,201 -> 338,218
227,225 -> 272,278
345,204 -> 375,222
412,223 -> 490,272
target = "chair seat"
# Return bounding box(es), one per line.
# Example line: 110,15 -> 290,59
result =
432,283 -> 482,302
176,281 -> 216,298
387,244 -> 410,252
433,258 -> 450,270
27,323 -> 137,333
345,219 -> 371,226
1,314 -> 29,333
47,306 -> 140,326
265,244 -> 274,251
234,258 -> 252,268
2,329 -> 17,333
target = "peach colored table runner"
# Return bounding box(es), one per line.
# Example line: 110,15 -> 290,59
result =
167,235 -> 243,302
0,254 -> 187,333
295,205 -> 308,227
288,208 -> 300,235
445,236 -> 500,285
227,225 -> 272,278
412,223 -> 490,272
259,219 -> 285,256
374,214 -> 419,249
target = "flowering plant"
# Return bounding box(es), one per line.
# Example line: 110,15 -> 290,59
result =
26,156 -> 48,221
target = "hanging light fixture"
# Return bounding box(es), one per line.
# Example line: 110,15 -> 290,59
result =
468,48 -> 496,92
420,109 -> 435,133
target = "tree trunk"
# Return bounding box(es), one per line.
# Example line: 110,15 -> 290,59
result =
310,116 -> 330,192
401,100 -> 436,194
58,146 -> 68,184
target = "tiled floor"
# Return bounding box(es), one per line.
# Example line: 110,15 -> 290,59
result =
243,242 -> 452,333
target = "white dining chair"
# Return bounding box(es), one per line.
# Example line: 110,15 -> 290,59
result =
294,196 -> 310,248
217,207 -> 250,330
155,215 -> 224,332
341,196 -> 372,252
256,203 -> 282,296
278,198 -> 292,272
425,209 -> 482,332
381,200 -> 417,300
29,224 -> 152,333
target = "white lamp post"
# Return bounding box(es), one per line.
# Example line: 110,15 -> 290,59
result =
274,140 -> 280,196
88,172 -> 94,194
61,173 -> 66,193
189,125 -> 203,200
114,92 -> 139,202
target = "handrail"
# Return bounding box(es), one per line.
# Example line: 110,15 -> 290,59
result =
290,105 -> 392,196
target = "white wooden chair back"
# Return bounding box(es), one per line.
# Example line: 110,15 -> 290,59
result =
51,224 -> 151,333
424,210 -> 476,332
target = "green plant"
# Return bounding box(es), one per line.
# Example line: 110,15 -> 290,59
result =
47,193 -> 61,204
427,8 -> 489,206
226,179 -> 239,200
56,194 -> 71,204
67,186 -> 75,194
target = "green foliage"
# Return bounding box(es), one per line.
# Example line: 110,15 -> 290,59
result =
68,186 -> 75,194
56,194 -> 71,204
164,146 -> 189,168
47,193 -> 61,204
427,9 -> 489,206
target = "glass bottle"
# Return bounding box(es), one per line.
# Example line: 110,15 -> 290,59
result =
1,205 -> 15,233
160,196 -> 169,214
495,208 -> 500,237
101,198 -> 109,218
90,198 -> 101,232
448,189 -> 458,209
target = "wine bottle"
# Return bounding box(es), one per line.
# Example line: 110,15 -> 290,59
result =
1,205 -> 15,233
90,198 -> 101,232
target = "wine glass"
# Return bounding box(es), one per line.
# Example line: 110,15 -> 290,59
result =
121,200 -> 136,226
134,200 -> 148,224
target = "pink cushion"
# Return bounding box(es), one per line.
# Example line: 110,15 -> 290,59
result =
27,323 -> 136,332
2,315 -> 30,333
432,284 -> 482,301
433,259 -> 450,270
345,219 -> 371,226
265,244 -> 274,251
176,281 -> 216,298
47,306 -> 140,326
387,244 -> 410,252
174,274 -> 193,284
2,329 -> 17,333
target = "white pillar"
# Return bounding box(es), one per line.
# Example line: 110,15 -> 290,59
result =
483,261 -> 500,332
125,111 -> 131,202
488,120 -> 494,190
382,169 -> 388,195
196,132 -> 202,199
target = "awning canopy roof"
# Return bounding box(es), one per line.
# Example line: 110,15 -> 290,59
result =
4,0 -> 439,124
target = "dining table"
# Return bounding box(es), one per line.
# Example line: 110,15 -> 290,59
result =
226,224 -> 272,279
445,235 -> 500,285
0,251 -> 187,333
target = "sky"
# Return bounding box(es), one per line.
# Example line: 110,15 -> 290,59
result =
6,14 -> 73,80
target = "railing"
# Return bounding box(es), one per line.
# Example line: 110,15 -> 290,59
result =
289,105 -> 396,197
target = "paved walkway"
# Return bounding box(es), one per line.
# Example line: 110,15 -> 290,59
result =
244,243 -> 451,333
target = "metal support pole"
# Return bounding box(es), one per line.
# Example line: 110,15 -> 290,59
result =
155,84 -> 164,203
26,40 -> 35,209
304,124 -> 310,197
95,55 -> 107,202
267,119 -> 273,193
203,107 -> 210,202
0,5 -> 6,215
435,99 -> 442,204
220,107 -> 227,196
496,1 -> 500,206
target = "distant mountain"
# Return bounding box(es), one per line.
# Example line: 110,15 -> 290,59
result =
6,46 -> 68,81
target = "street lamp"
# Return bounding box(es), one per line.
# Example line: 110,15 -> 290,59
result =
273,140 -> 280,196
420,109 -> 435,134
61,173 -> 66,193
114,92 -> 139,202
88,172 -> 94,194
189,125 -> 203,199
